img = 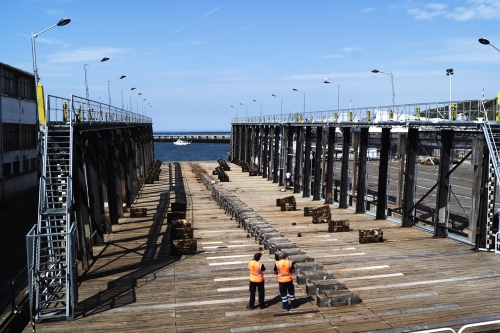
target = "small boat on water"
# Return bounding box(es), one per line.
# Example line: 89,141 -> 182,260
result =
173,138 -> 191,145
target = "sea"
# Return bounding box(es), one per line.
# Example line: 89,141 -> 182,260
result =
153,131 -> 230,161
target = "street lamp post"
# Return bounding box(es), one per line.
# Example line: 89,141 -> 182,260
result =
240,103 -> 247,117
446,69 -> 454,120
140,98 -> 146,115
292,88 -> 306,114
121,87 -> 135,110
272,94 -> 283,120
323,79 -> 340,114
253,99 -> 262,118
130,93 -> 142,112
372,69 -> 395,111
32,18 -> 71,86
108,75 -> 126,107
85,57 -> 109,101
231,105 -> 238,118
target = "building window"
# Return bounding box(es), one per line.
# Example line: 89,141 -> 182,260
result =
1,69 -> 16,96
12,161 -> 20,175
21,124 -> 36,147
2,163 -> 11,178
20,76 -> 35,100
2,123 -> 20,150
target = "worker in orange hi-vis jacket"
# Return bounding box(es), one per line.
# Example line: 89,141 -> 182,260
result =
247,253 -> 266,309
274,252 -> 298,310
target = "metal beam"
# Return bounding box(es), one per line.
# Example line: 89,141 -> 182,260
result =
356,128 -> 368,213
303,126 -> 312,197
376,128 -> 390,219
313,126 -> 323,200
294,127 -> 303,194
402,128 -> 418,227
325,127 -> 335,204
339,127 -> 350,208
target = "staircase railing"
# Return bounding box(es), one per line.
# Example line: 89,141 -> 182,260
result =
482,102 -> 500,182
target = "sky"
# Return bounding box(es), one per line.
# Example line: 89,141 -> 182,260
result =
2,0 -> 500,132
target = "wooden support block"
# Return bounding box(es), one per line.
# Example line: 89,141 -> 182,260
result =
359,229 -> 384,243
304,207 -> 314,216
328,220 -> 350,232
172,228 -> 194,239
130,208 -> 147,217
172,239 -> 197,254
296,270 -> 335,285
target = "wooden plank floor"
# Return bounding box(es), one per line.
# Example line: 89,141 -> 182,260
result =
25,161 -> 500,333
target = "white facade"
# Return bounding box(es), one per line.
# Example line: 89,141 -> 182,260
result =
0,62 -> 37,204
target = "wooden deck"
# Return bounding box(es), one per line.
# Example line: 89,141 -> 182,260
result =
25,161 -> 500,333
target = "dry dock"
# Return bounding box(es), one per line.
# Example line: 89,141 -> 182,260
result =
25,161 -> 500,333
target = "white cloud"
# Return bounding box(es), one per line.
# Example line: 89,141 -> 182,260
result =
408,0 -> 500,21
48,47 -> 132,63
343,46 -> 361,52
199,5 -> 222,19
362,7 -> 375,14
321,55 -> 342,58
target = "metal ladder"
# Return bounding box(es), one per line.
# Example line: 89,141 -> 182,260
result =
481,103 -> 500,250
27,120 -> 78,322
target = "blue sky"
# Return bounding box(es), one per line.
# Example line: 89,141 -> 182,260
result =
2,0 -> 500,131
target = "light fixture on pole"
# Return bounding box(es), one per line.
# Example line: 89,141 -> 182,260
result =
121,87 -> 135,110
32,18 -> 71,85
323,79 -> 340,113
108,75 -> 126,107
479,38 -> 500,53
140,98 -> 146,115
446,69 -> 454,120
84,57 -> 109,101
372,69 -> 395,111
31,18 -> 71,126
130,93 -> 142,112
253,99 -> 263,118
292,88 -> 306,113
240,103 -> 247,117
231,105 -> 238,118
272,94 -> 283,120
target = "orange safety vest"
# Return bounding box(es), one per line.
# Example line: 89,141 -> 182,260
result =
248,260 -> 264,283
276,259 -> 293,283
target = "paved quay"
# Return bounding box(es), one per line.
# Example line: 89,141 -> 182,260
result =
25,161 -> 500,332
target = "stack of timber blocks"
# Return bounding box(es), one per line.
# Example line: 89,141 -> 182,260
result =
310,205 -> 331,224
328,220 -> 350,233
145,159 -> 162,184
170,201 -> 197,254
130,208 -> 147,218
277,195 -> 297,211
295,262 -> 361,307
359,229 -> 384,243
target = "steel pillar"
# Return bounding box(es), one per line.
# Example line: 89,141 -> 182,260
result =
294,127 -> 303,194
273,126 -> 280,183
434,130 -> 454,237
469,135 -> 485,243
263,126 -> 269,178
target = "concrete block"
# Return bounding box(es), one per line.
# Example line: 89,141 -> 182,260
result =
317,290 -> 361,307
305,280 -> 346,296
296,270 -> 334,285
288,255 -> 314,263
294,263 -> 323,273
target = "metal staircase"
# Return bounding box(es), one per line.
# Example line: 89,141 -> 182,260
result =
27,119 -> 78,322
481,104 -> 500,250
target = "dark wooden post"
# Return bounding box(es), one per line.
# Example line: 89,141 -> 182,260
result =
294,127 -> 303,194
376,128 -> 391,219
433,130 -> 454,237
303,126 -> 312,197
402,128 -> 418,227
325,127 -> 335,204
313,126 -> 323,200
339,127 -> 351,208
356,128 -> 368,213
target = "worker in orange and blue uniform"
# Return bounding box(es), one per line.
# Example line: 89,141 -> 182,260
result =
274,252 -> 298,310
247,253 -> 266,309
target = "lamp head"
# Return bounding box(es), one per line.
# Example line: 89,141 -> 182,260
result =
101,57 -> 110,62
272,94 -> 276,97
372,69 -> 380,73
253,99 -> 256,102
119,75 -> 126,79
240,103 -> 243,105
138,93 -> 142,95
479,38 -> 490,45
57,18 -> 71,26
293,88 -> 298,91
324,79 -> 330,84
131,87 -> 136,90
446,68 -> 454,76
